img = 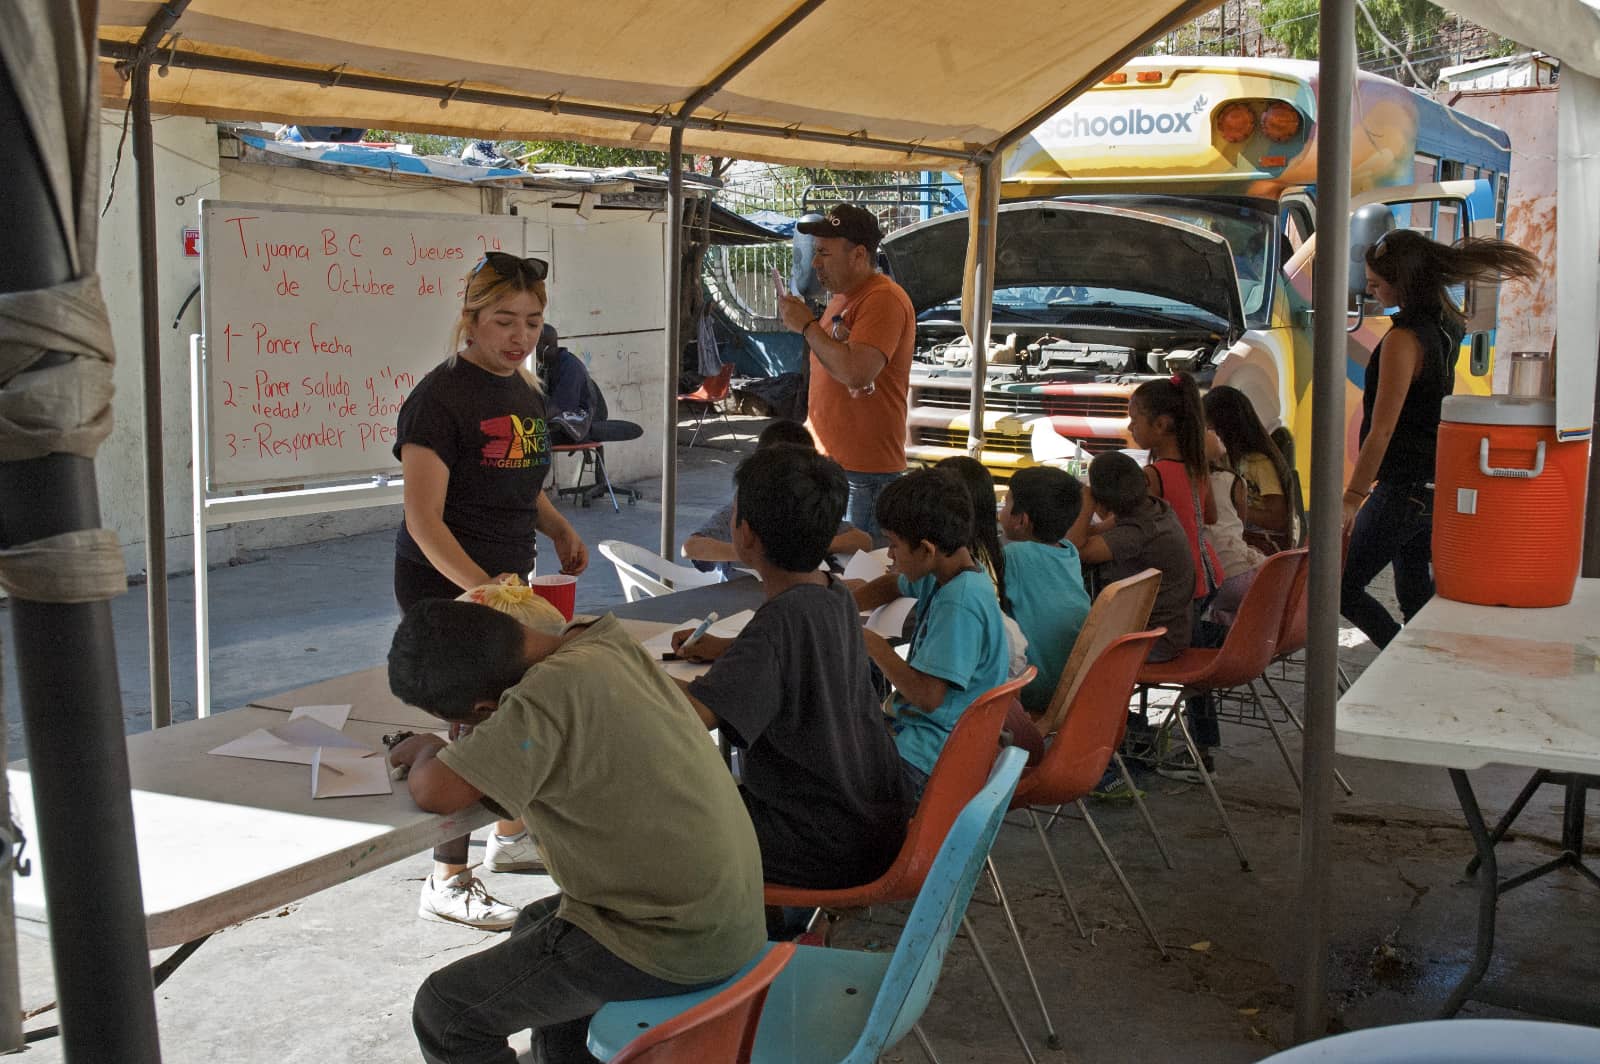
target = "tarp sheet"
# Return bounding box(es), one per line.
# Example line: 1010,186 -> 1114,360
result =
97,0 -> 1218,170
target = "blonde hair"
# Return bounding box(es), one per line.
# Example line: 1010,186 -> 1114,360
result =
449,260 -> 548,393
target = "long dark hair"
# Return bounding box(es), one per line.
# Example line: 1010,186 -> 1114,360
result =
1130,371 -> 1207,484
1366,230 -> 1540,325
1203,385 -> 1291,495
934,456 -> 1008,611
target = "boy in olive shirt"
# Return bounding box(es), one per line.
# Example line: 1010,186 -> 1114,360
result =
387,601 -> 766,1064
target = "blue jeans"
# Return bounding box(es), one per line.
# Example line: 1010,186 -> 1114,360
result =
1340,480 -> 1435,649
845,470 -> 901,545
414,894 -> 709,1064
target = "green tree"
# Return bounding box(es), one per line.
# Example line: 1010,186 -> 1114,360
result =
1261,0 -> 1447,78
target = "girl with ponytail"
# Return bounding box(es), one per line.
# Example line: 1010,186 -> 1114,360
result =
1128,371 -> 1223,601
1341,230 -> 1540,648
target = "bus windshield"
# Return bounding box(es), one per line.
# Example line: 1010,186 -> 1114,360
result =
1073,197 -> 1276,328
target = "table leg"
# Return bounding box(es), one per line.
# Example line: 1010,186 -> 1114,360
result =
1464,770 -> 1547,877
1442,768 -> 1497,1018
24,933 -> 212,1045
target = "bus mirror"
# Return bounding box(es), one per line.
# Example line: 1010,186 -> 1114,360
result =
1348,204 -> 1396,298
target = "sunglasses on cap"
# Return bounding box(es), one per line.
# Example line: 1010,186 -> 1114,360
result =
472,251 -> 549,282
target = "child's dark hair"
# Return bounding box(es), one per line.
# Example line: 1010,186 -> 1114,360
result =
1088,451 -> 1149,518
876,469 -> 972,555
1006,466 -> 1082,543
1131,371 -> 1207,482
935,456 -> 1007,608
1366,230 -> 1540,325
1203,385 -> 1291,496
732,444 -> 847,572
756,419 -> 815,451
389,600 -> 530,721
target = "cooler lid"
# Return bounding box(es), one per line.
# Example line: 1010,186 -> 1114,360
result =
1441,394 -> 1556,427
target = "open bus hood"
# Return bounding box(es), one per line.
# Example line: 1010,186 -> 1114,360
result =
880,200 -> 1246,336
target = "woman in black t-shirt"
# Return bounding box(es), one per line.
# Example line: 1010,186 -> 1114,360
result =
1341,230 -> 1538,648
392,252 -> 589,929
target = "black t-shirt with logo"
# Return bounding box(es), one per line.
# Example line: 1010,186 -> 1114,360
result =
393,357 -> 551,579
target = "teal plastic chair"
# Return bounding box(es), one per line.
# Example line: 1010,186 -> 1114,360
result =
589,747 -> 1028,1064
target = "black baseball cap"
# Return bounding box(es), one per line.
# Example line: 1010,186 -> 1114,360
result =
796,203 -> 884,251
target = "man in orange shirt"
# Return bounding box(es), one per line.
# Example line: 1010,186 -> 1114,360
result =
778,204 -> 915,542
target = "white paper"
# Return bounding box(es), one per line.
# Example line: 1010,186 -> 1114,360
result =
289,704 -> 351,730
312,749 -> 393,798
208,729 -> 323,766
640,610 -> 756,660
267,716 -> 373,752
843,548 -> 890,583
866,597 -> 917,639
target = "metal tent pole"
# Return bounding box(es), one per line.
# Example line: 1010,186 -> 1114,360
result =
1294,0 -> 1356,1043
131,60 -> 172,730
0,54 -> 163,1064
965,159 -> 998,457
660,127 -> 685,559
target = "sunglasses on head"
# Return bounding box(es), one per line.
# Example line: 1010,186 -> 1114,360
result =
472,251 -> 549,282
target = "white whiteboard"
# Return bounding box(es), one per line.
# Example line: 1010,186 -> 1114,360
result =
199,201 -> 551,490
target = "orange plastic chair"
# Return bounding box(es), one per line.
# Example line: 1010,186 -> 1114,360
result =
1009,629 -> 1169,958
609,942 -> 796,1064
764,671 -> 1055,1058
1136,547 -> 1306,871
678,364 -> 734,447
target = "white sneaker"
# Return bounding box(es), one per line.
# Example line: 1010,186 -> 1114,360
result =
485,831 -> 548,874
418,873 -> 520,931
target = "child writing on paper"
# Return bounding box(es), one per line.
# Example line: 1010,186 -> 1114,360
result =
671,444 -> 912,890
680,419 -> 872,578
386,601 -> 765,1064
853,469 -> 1010,798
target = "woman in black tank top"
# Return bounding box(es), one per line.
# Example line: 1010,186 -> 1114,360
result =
1339,230 -> 1539,648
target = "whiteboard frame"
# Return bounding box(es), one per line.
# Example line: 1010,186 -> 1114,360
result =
190,334 -> 406,717
196,199 -> 540,493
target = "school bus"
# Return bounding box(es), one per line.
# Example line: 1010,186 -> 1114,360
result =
903,56 -> 1511,484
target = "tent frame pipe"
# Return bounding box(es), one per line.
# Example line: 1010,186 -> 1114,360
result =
965,160 -> 997,455
95,40 -> 982,166
1295,0 -> 1356,1043
0,52 -> 163,1064
131,59 -> 172,730
661,127 -> 686,558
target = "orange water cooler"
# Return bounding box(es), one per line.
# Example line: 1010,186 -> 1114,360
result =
1433,395 -> 1589,608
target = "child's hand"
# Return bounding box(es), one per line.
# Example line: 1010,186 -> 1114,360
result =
388,732 -> 446,769
670,630 -> 731,662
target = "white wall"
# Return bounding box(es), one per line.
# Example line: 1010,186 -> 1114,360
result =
93,114 -> 668,576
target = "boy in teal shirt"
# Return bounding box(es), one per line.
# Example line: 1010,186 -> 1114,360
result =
855,469 -> 1010,795
1000,465 -> 1092,715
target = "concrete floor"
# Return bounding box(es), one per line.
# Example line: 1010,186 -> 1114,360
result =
5,414 -> 1597,1062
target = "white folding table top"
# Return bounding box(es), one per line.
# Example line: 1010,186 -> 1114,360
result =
1336,579 -> 1600,774
10,708 -> 494,949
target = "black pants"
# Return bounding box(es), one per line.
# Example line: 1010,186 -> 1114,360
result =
414,895 -> 707,1064
395,556 -> 482,865
1340,481 -> 1434,649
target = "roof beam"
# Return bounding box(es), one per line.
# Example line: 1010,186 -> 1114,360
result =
679,0 -> 831,119
96,38 -> 985,165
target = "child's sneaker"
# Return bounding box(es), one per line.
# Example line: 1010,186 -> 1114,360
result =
485,830 -> 547,873
1090,766 -> 1144,802
1156,747 -> 1217,784
418,872 -> 520,930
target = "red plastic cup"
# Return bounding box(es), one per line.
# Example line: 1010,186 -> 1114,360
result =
528,574 -> 577,621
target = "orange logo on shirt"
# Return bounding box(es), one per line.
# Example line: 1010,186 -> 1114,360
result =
480,414 -> 547,468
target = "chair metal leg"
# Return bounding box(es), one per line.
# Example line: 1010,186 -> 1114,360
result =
1076,800 -> 1170,960
1261,674 -> 1355,797
1337,662 -> 1353,693
1114,752 -> 1175,870
961,916 -> 1039,1064
1249,679 -> 1302,795
985,858 -> 1062,1049
686,405 -> 707,448
1171,705 -> 1251,871
1025,809 -> 1087,939
912,1024 -> 943,1064
1042,802 -> 1065,835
